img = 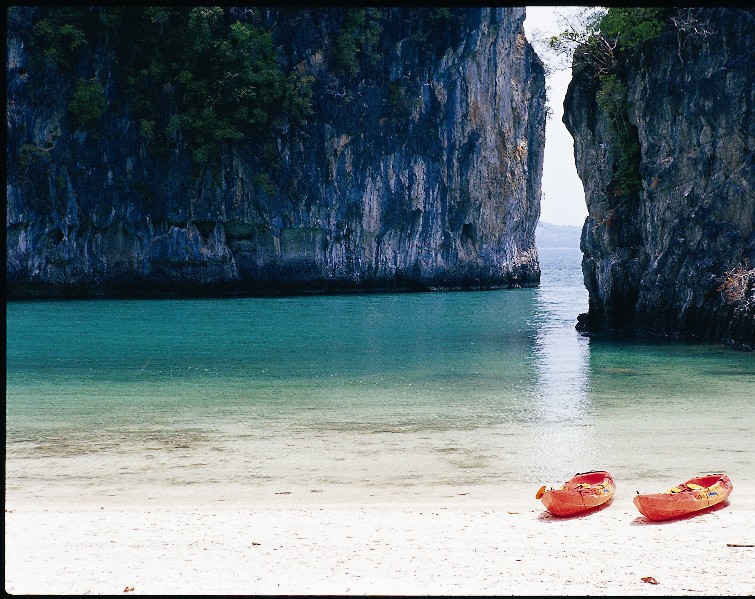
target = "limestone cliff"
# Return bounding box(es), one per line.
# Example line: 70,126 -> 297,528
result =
564,8 -> 754,348
7,7 -> 545,297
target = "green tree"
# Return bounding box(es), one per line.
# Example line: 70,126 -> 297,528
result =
32,9 -> 89,70
599,8 -> 666,48
68,78 -> 107,128
333,9 -> 384,76
126,7 -> 312,165
546,7 -> 667,76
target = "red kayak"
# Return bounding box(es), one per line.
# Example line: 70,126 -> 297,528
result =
536,470 -> 616,517
633,473 -> 733,521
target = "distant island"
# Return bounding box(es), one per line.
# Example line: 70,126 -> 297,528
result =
535,222 -> 582,250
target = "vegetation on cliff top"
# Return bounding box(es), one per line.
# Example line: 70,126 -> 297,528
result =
547,8 -> 722,198
547,8 -> 666,76
548,7 -> 667,197
27,7 -> 461,169
30,7 -> 314,166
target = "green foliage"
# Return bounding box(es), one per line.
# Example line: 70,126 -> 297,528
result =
282,72 -> 315,125
591,8 -> 664,196
29,7 -> 313,166
68,78 -> 107,128
334,9 -> 384,76
97,6 -> 123,30
547,8 -> 664,197
427,8 -> 455,26
545,9 -> 605,75
388,81 -> 406,109
127,7 -> 313,165
595,74 -> 626,117
596,74 -> 642,196
598,8 -> 666,49
335,33 -> 360,76
411,8 -> 460,56
547,7 -> 666,77
187,6 -> 224,53
19,143 -> 50,173
252,173 -> 276,196
387,81 -> 411,125
333,6 -> 457,73
32,10 -> 89,70
139,119 -> 155,144
613,128 -> 642,196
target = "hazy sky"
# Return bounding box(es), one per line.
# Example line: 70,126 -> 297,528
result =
524,6 -> 588,227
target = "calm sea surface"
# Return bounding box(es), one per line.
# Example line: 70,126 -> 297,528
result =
6,246 -> 755,506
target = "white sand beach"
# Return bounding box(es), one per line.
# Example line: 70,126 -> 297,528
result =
5,484 -> 755,596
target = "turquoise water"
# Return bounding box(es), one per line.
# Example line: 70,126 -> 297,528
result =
6,247 -> 755,505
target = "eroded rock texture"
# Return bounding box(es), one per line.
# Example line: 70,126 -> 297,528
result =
565,8 -> 754,348
7,7 -> 545,297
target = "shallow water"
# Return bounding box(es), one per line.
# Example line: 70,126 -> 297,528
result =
6,246 -> 754,505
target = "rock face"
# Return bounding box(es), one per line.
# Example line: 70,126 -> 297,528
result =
7,7 -> 545,298
564,8 -> 754,348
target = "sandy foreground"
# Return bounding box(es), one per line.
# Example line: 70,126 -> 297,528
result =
5,486 -> 755,596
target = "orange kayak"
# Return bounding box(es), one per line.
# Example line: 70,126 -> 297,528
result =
633,473 -> 733,521
536,470 -> 616,517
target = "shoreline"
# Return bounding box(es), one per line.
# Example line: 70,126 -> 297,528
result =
6,487 -> 755,595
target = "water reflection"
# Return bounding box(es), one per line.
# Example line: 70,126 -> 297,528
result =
528,247 -> 594,477
533,314 -> 591,422
532,247 -> 591,423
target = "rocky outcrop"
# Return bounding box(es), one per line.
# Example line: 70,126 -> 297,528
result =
564,8 -> 754,348
7,7 -> 545,298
